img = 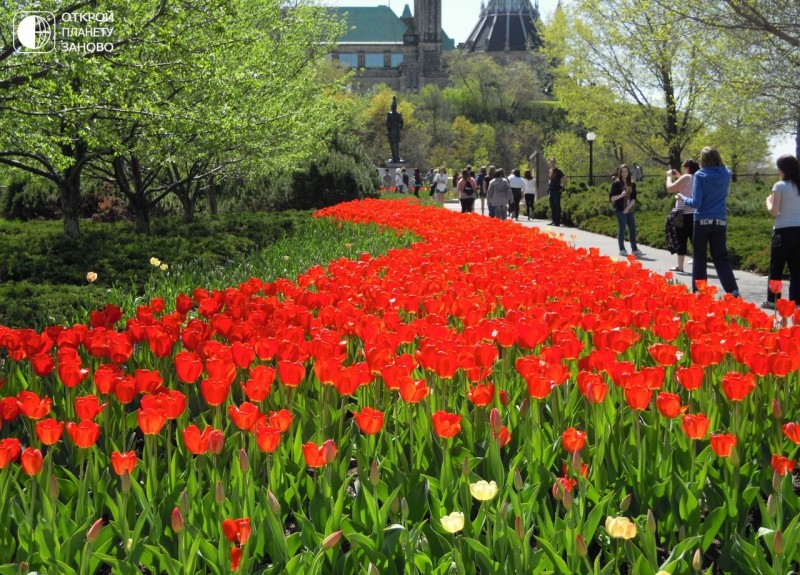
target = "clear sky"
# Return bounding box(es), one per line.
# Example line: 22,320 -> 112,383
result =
325,0 -> 562,44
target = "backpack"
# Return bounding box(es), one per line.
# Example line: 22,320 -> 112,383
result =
402,173 -> 409,186
462,178 -> 475,196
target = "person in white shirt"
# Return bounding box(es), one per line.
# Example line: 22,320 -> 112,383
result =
522,169 -> 537,220
507,169 -> 524,220
434,167 -> 449,205
764,154 -> 800,308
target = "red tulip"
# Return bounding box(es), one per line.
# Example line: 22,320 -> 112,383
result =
267,409 -> 293,432
277,360 -> 305,387
66,420 -> 101,448
681,413 -> 710,440
16,391 -> 52,420
467,383 -> 495,407
353,407 -> 384,435
222,517 -> 252,547
494,425 -> 512,448
772,454 -> 795,476
174,351 -> 203,384
432,411 -> 461,439
74,395 -> 107,421
303,439 -> 337,468
0,397 -> 19,422
228,402 -> 261,431
20,447 -> 43,475
675,365 -> 704,391
399,378 -> 429,403
209,429 -> 225,455
253,423 -> 281,453
110,450 -> 137,475
114,375 -> 137,404
562,427 -> 586,452
624,385 -> 652,411
783,422 -> 800,444
655,392 -> 686,419
648,343 -> 679,366
0,438 -> 21,468
137,408 -> 167,435
721,372 -> 756,402
183,424 -> 212,455
710,433 -> 737,457
31,352 -> 55,377
243,366 -> 275,402
134,369 -> 163,394
769,279 -> 783,295
200,378 -> 231,406
776,299 -> 796,319
35,418 -> 64,445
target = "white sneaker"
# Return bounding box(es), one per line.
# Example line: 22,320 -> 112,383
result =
632,249 -> 646,257
619,250 -> 628,257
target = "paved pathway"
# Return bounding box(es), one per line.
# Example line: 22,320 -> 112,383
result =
443,201 -> 770,306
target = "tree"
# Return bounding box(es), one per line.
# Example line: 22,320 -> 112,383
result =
544,0 -> 715,168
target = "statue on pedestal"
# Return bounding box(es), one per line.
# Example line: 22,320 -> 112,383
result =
386,96 -> 404,163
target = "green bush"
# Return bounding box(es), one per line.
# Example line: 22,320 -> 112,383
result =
0,174 -> 60,220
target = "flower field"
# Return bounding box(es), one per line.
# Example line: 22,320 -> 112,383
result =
0,198 -> 799,574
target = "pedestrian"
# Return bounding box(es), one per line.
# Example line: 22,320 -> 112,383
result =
487,168 -> 513,220
457,168 -> 479,213
763,154 -> 800,308
508,168 -> 524,220
677,146 -> 739,296
609,164 -> 646,258
434,167 -> 449,205
485,166 -> 497,218
426,168 -> 435,197
402,168 -> 409,194
395,168 -> 404,193
633,163 -> 644,182
547,158 -> 567,226
522,169 -> 536,220
664,159 -> 700,273
476,166 -> 488,215
413,168 -> 422,198
382,168 -> 392,191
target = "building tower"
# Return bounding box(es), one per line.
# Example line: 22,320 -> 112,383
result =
464,0 -> 541,58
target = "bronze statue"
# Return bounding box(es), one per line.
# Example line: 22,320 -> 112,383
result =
386,96 -> 404,163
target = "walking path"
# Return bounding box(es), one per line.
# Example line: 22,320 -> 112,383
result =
443,201 -> 770,306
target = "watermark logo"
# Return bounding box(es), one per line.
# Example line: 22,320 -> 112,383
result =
13,10 -> 115,54
14,11 -> 56,53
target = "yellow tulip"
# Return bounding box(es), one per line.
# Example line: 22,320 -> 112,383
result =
469,480 -> 498,501
655,571 -> 671,575
605,516 -> 637,539
441,511 -> 465,534
85,271 -> 98,283
149,257 -> 161,267
159,263 -> 169,271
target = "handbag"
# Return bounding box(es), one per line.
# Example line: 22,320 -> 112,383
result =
670,208 -> 684,228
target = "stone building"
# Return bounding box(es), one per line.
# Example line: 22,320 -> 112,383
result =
463,0 -> 542,62
328,2 -> 455,92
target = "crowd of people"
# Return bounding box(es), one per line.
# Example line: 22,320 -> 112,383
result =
380,148 -> 800,308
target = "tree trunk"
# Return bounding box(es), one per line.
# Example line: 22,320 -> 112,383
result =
206,175 -> 218,216
132,200 -> 151,233
59,172 -> 82,239
179,191 -> 196,223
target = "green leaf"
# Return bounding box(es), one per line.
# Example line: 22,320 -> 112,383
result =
534,536 -> 571,574
701,505 -> 727,552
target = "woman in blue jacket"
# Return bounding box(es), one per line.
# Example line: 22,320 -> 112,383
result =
677,147 -> 739,295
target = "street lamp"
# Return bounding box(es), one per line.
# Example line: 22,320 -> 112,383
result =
586,131 -> 596,186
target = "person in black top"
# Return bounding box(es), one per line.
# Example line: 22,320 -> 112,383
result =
609,164 -> 646,258
547,158 -> 567,226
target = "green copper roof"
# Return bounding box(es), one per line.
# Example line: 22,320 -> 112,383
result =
331,6 -> 456,50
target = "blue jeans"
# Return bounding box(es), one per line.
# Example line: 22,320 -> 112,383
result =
548,188 -> 562,224
494,205 -> 508,220
692,220 -> 739,294
615,211 -> 638,251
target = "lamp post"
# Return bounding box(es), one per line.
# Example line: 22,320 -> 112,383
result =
586,131 -> 596,187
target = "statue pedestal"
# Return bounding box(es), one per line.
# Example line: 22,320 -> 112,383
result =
385,160 -> 406,169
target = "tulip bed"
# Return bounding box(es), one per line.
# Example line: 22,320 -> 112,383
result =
0,198 -> 799,574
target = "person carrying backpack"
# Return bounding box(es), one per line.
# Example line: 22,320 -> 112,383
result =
457,169 -> 479,213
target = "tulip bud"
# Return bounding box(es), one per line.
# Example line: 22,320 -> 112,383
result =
239,448 -> 249,473
49,474 -> 59,500
551,481 -> 563,501
500,500 -> 511,519
171,507 -> 184,533
576,534 -> 588,557
18,562 -> 27,575
87,518 -> 103,543
647,509 -> 656,533
773,470 -> 782,493
462,456 -> 470,478
121,470 -> 131,495
692,548 -> 702,572
179,490 -> 190,517
678,524 -> 686,542
267,490 -> 281,515
519,398 -> 529,419
322,530 -> 343,550
620,492 -> 632,512
126,538 -> 133,552
571,450 -> 582,471
515,515 -> 525,540
514,468 -> 523,491
323,440 -> 337,464
401,497 -> 409,521
773,530 -> 784,555
498,389 -> 510,406
767,494 -> 777,517
729,444 -> 740,468
370,460 -> 380,487
772,398 -> 782,419
368,562 -> 380,575
215,480 -> 225,505
489,408 -> 503,434
562,487 -> 573,510
209,429 -> 224,455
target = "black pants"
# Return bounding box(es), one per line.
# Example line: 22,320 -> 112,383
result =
460,198 -> 475,213
767,226 -> 800,303
692,220 -> 738,294
524,194 -> 535,218
676,213 -> 694,256
549,189 -> 562,225
510,188 -> 522,219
